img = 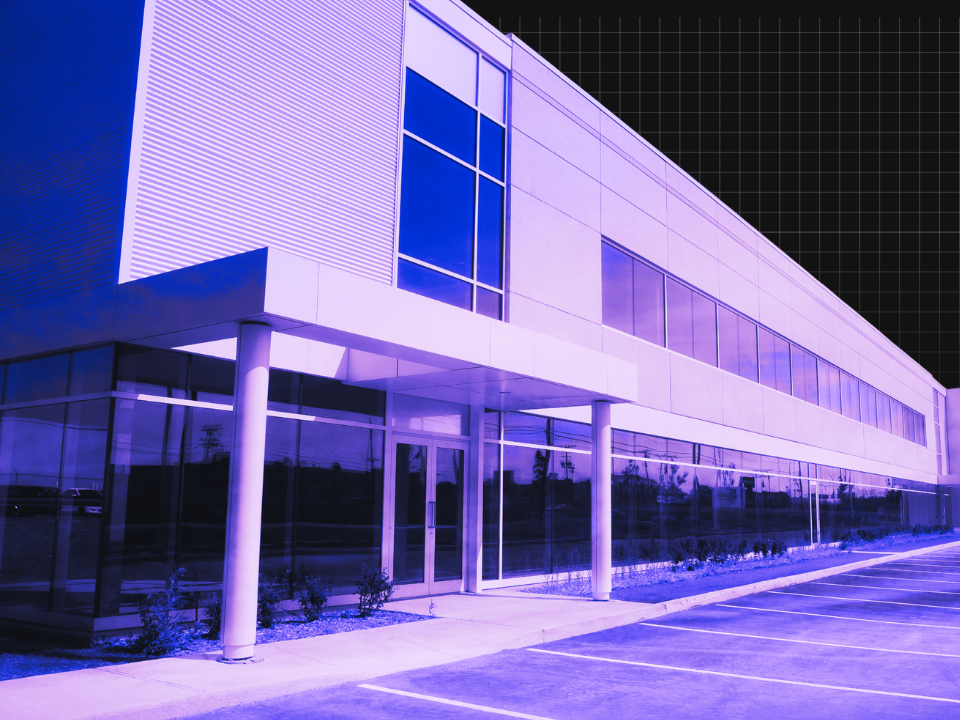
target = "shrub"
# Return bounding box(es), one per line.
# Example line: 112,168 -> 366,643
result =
710,537 -> 732,565
694,539 -> 711,564
296,574 -> 332,622
356,564 -> 394,617
201,591 -> 222,638
771,537 -> 787,557
734,539 -> 749,560
670,544 -> 686,567
257,573 -> 288,629
753,539 -> 770,558
134,568 -> 202,656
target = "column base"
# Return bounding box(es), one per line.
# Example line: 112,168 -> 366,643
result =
219,646 -> 260,663
592,592 -> 610,601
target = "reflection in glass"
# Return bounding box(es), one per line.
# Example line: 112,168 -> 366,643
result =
116,345 -> 188,398
403,69 -> 476,165
260,417 -> 298,583
860,384 -> 877,428
477,178 -> 503,288
719,309 -> 757,381
190,354 -> 234,404
482,443 -> 500,580
3,353 -> 70,404
479,115 -> 504,181
877,393 -> 891,433
634,260 -> 665,346
300,375 -> 385,425
399,137 -> 475,278
483,410 -> 500,440
476,287 -> 502,320
434,447 -> 463,581
68,346 -> 115,396
398,259 -> 472,311
393,443 -> 426,584
601,243 -> 633,335
841,371 -> 860,421
393,395 -> 469,435
758,328 -> 791,394
667,279 -> 716,366
296,424 -> 384,593
791,346 -> 818,404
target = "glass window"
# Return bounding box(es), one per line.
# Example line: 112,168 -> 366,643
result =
840,371 -> 860,421
692,292 -> 717,366
3,353 -> 70,404
552,418 -> 592,452
392,394 -> 469,435
68,346 -> 115,396
737,316 -> 758,381
116,345 -> 188,398
0,365 -> 4,402
190,354 -> 234,404
480,57 -> 505,123
504,411 -> 549,446
718,306 -> 739,376
791,346 -> 817,404
482,442 -> 500,580
601,243 -> 633,335
267,369 -> 300,413
300,376 -> 385,425
403,69 -> 476,165
398,258 -> 472,311
479,116 -> 504,181
477,177 -> 503,288
476,287 -> 502,320
817,360 -> 841,414
484,409 -> 500,440
666,279 -> 693,358
759,328 -> 790,394
890,400 -> 903,439
634,260 -> 665,346
399,137 -> 475,278
877,393 -> 891,433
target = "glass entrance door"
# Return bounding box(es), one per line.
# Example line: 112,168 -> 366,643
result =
392,436 -> 465,595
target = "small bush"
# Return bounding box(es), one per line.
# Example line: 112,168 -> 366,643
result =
257,573 -> 288,629
734,539 -> 749,560
694,539 -> 711,564
356,564 -> 394,617
670,544 -> 686,567
771,538 -> 787,557
201,591 -> 222,638
134,568 -> 202,656
913,523 -> 951,537
710,537 -> 732,565
753,539 -> 770,558
296,574 -> 332,622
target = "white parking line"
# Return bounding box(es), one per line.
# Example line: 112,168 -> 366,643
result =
883,563 -> 960,574
717,603 -> 960,629
770,590 -> 960,611
638,622 -> 960,658
526,649 -> 960,704
811,581 -> 960,596
846,573 -> 960,585
359,685 -> 555,719
866,567 -> 960,578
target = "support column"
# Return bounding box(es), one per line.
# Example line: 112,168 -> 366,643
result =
464,404 -> 484,593
221,323 -> 271,662
591,401 -> 612,601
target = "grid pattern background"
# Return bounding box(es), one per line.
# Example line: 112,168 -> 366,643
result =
479,15 -> 960,389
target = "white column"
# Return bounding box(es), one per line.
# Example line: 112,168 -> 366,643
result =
464,404 -> 484,592
591,401 -> 612,601
221,322 -> 272,661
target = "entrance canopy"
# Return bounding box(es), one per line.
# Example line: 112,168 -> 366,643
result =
0,247 -> 637,412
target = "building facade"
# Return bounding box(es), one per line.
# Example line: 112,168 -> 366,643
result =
2,0 -> 958,656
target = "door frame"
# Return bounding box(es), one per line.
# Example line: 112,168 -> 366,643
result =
384,432 -> 469,598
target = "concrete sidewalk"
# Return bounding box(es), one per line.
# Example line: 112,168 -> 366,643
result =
3,538 -> 959,720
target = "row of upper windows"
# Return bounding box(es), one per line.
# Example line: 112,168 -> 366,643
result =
601,241 -> 928,447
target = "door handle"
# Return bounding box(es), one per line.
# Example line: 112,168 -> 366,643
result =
428,501 -> 436,529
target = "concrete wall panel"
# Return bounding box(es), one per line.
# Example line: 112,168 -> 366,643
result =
718,264 -> 760,320
722,373 -> 764,434
669,353 -> 723,424
667,194 -> 719,258
762,386 -> 798,442
667,232 -> 720,299
795,400 -> 824,448
600,144 -> 667,225
600,188 -> 668,270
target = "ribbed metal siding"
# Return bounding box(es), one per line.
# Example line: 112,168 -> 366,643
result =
0,2 -> 144,311
127,0 -> 403,285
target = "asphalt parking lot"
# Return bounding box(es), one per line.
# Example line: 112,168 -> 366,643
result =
190,546 -> 960,719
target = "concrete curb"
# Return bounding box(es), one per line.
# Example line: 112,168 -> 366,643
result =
4,538 -> 959,720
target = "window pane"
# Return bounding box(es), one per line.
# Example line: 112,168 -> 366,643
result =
829,366 -> 841,414
601,244 -> 633,334
691,292 -> 717,366
398,259 -> 472,311
482,442 -> 500,580
503,411 -> 549,445
4,353 -> 70,404
803,352 -> 818,404
403,69 -> 476,165
301,376 -> 385,425
718,306 -> 739,375
480,57 -> 505,123
484,409 -> 500,440
737,316 -> 757,381
476,287 -> 502,320
190,354 -> 234,404
666,278 -> 693,358
477,177 -> 503,288
267,369 -> 300,413
841,372 -> 860,421
817,360 -> 830,410
634,260 -> 665,346
479,115 -> 504,181
392,395 -> 469,435
399,136 -> 475,278
891,400 -> 903,439
775,336 -> 791,394
877,393 -> 891,433
792,347 -> 817,404
69,346 -> 115,396
116,345 -> 188,398
758,327 -> 776,389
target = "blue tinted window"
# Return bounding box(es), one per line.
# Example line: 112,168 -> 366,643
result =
399,136 -> 475,278
403,69 -> 476,165
791,346 -> 818,404
476,287 -> 501,320
398,259 -> 472,311
4,353 -> 70,404
666,278 -> 693,358
602,244 -> 633,335
479,116 -> 504,180
841,371 -> 860,421
691,291 -> 717,366
69,345 -> 115,395
634,260 -> 665,346
477,177 -> 503,288
718,306 -> 739,375
737,316 -> 757,381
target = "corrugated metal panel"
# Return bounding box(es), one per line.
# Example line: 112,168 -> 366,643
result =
126,0 -> 403,286
0,1 -> 144,310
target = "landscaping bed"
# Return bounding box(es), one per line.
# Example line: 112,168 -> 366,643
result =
519,530 -> 959,603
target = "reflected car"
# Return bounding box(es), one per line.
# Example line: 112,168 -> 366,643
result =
4,485 -> 58,516
60,489 -> 104,515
